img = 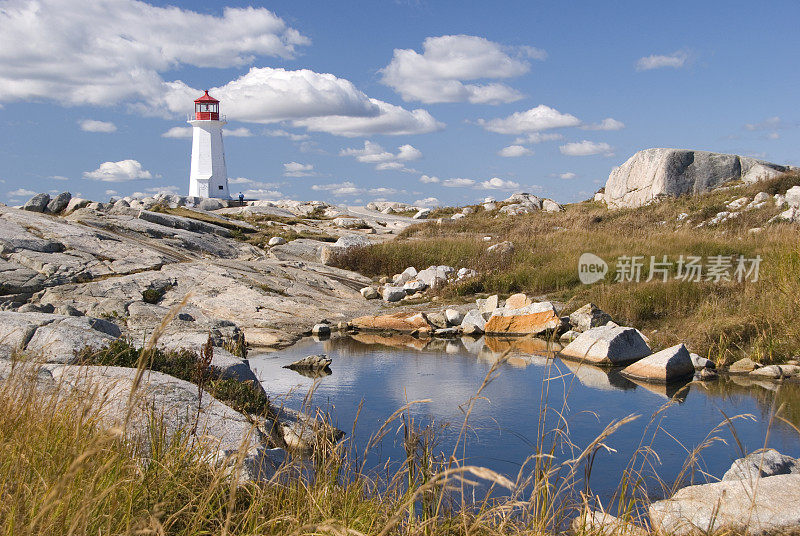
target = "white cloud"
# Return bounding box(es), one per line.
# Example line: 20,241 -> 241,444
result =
581,118 -> 625,131
635,51 -> 688,71
479,177 -> 520,190
8,188 -> 36,197
105,189 -> 119,196
442,178 -> 475,188
0,0 -> 309,107
559,172 -> 577,180
498,145 -> 532,157
225,127 -> 253,137
79,119 -> 117,133
311,181 -> 364,196
264,129 -> 310,141
340,141 -> 422,172
512,132 -> 564,144
283,161 -> 316,177
49,175 -> 69,181
369,187 -> 399,196
744,116 -> 792,131
292,98 -> 443,137
242,188 -> 283,199
419,175 -> 440,184
130,185 -> 179,197
559,140 -> 614,157
479,105 -> 580,134
768,132 -> 780,140
381,35 -> 544,104
83,159 -> 153,182
0,3 -> 440,138
414,197 -> 439,207
161,127 -> 193,138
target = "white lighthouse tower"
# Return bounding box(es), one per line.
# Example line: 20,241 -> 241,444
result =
188,90 -> 229,198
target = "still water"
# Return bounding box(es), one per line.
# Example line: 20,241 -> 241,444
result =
249,333 -> 800,500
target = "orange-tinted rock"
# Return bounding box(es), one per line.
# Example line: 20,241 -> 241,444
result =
505,293 -> 532,309
484,302 -> 560,335
351,312 -> 430,332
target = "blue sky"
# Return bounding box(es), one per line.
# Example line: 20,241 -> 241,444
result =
1,0 -> 799,207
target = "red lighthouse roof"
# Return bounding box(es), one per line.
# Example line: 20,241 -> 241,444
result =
194,90 -> 219,104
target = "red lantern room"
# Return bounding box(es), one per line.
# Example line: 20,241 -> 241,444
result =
194,90 -> 220,120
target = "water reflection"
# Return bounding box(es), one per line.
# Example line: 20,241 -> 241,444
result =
248,334 -> 800,500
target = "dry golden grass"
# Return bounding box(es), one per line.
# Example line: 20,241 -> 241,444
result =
331,173 -> 800,365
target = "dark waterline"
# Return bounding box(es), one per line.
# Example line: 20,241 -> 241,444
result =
248,334 -> 800,501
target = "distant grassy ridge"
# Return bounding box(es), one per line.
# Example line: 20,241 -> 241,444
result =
331,173 -> 800,365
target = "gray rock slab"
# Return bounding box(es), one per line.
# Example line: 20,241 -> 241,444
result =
605,149 -> 791,209
649,474 -> 800,535
561,325 -> 651,365
723,449 -> 800,481
621,343 -> 694,383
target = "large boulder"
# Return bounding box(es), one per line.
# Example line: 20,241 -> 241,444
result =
197,198 -> 225,211
484,302 -> 561,336
46,192 -> 72,214
22,193 -> 50,213
620,343 -> 694,383
649,474 -> 800,535
604,149 -> 792,208
722,449 -> 800,481
560,325 -> 651,365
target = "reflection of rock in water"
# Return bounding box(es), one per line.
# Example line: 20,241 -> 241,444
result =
460,335 -> 485,355
290,366 -> 332,379
627,377 -> 691,401
348,332 -> 428,351
560,359 -> 637,392
728,375 -> 779,392
484,336 -> 561,357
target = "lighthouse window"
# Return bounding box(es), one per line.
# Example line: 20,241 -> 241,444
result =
218,185 -> 224,190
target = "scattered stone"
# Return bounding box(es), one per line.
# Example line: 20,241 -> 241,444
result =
541,199 -> 563,212
786,185 -> 800,207
360,286 -> 379,299
621,343 -> 694,384
413,208 -> 431,219
56,304 -> 84,317
484,302 -> 561,336
332,217 -> 367,229
698,368 -> 718,381
444,308 -> 464,326
460,309 -> 486,334
749,364 -> 800,379
722,449 -> 800,481
23,193 -> 50,213
689,352 -> 715,369
451,213 -> 465,220
504,293 -> 532,310
729,357 -> 761,373
283,354 -> 332,372
65,197 -> 90,213
197,198 -> 225,211
311,324 -> 331,337
46,192 -> 72,214
433,327 -> 459,337
569,303 -> 613,332
456,267 -> 478,280
649,474 -> 800,535
403,280 -> 427,294
561,325 -> 651,365
483,202 -> 497,211
382,286 -> 406,302
268,236 -> 287,246
486,241 -> 514,255
462,206 -> 475,215
393,266 -> 418,285
416,266 -> 451,289
351,312 -> 430,332
425,311 -> 448,329
477,295 -> 499,314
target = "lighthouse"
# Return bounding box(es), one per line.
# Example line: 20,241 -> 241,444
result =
188,90 -> 229,198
